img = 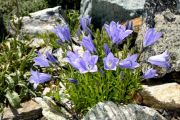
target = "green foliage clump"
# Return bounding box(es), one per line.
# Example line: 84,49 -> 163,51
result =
0,38 -> 36,111
31,18 -> 142,119
61,30 -> 141,116
0,0 -> 48,25
65,10 -> 80,35
0,0 -> 48,16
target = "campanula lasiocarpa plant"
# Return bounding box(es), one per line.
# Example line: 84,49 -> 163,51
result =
29,16 -> 171,118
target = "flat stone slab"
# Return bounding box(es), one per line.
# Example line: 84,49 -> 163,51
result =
1,100 -> 42,120
140,83 -> 180,109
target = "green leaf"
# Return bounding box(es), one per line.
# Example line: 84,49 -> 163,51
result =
5,75 -> 15,89
5,91 -> 21,108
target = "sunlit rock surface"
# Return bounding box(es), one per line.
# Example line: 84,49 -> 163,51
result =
8,6 -> 66,35
35,97 -> 70,120
83,101 -> 166,120
141,83 -> 180,109
1,100 -> 42,120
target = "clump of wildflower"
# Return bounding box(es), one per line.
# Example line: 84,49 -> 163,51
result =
148,50 -> 170,68
119,54 -> 139,69
103,43 -> 110,56
80,16 -> 92,34
29,69 -> 51,89
33,53 -> 49,67
46,52 -> 57,63
104,21 -> 133,44
143,68 -> 157,79
54,25 -> 71,42
81,34 -> 96,53
63,51 -> 80,69
78,51 -> 98,73
103,52 -> 119,70
68,78 -> 78,85
126,20 -> 133,30
143,28 -> 162,47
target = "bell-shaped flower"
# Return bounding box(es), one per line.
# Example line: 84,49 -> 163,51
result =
33,53 -> 49,67
46,52 -> 57,63
126,20 -> 133,30
143,28 -> 162,47
81,34 -> 96,53
54,25 -> 71,42
148,50 -> 170,68
119,54 -> 140,69
63,51 -> 80,69
56,39 -> 63,45
104,21 -> 132,44
103,52 -> 119,70
67,78 -> 78,85
143,68 -> 158,79
80,16 -> 92,34
78,51 -> 98,73
29,69 -> 51,89
103,43 -> 110,56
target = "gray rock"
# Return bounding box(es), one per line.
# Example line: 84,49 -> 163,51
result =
177,0 -> 180,12
80,0 -> 145,28
136,10 -> 180,77
35,96 -> 73,120
83,101 -> 166,120
1,100 -> 42,120
8,6 -> 67,36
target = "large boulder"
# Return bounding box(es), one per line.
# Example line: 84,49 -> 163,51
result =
8,6 -> 67,36
83,101 -> 166,120
80,0 -> 145,28
136,10 -> 180,80
177,0 -> 180,12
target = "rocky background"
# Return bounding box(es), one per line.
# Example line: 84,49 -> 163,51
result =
1,0 -> 180,120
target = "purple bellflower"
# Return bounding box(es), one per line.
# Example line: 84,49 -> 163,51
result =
29,69 -> 51,89
78,51 -> 98,73
68,78 -> 78,84
33,53 -> 49,67
148,50 -> 170,68
81,34 -> 96,53
64,51 -> 80,69
104,21 -> 132,44
143,28 -> 162,47
46,52 -> 57,63
80,16 -> 92,34
126,20 -> 133,30
119,54 -> 140,69
104,43 -> 111,56
143,68 -> 158,79
56,39 -> 62,45
103,52 -> 119,70
54,25 -> 71,42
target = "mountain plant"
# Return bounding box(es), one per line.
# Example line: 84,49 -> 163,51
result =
29,16 -> 170,118
0,37 -> 37,112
